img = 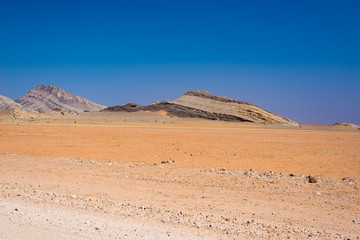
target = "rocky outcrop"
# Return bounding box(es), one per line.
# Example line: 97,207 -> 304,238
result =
332,122 -> 360,128
104,103 -> 141,112
0,94 -> 43,118
103,102 -> 253,122
16,85 -> 106,113
173,91 -> 298,126
104,91 -> 298,125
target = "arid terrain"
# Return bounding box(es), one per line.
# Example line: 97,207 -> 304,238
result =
0,113 -> 359,239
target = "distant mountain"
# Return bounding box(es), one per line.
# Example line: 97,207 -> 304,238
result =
172,91 -> 299,126
104,90 -> 299,126
16,85 -> 106,113
332,122 -> 360,128
0,94 -> 42,118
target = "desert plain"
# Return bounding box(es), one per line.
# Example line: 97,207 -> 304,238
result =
0,112 -> 359,239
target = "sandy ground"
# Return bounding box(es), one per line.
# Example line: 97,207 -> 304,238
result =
1,116 -> 359,179
0,115 -> 359,239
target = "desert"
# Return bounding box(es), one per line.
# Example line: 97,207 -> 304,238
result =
2,1 -> 360,238
0,111 -> 359,239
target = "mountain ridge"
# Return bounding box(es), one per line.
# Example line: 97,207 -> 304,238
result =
184,90 -> 254,106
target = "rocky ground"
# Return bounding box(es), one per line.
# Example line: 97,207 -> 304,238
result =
0,153 -> 359,239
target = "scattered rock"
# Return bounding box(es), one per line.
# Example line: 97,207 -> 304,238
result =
308,176 -> 318,183
161,160 -> 174,164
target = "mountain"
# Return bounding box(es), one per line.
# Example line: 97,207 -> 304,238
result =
173,91 -> 298,126
0,94 -> 43,118
332,122 -> 360,129
104,91 -> 299,126
16,85 -> 106,113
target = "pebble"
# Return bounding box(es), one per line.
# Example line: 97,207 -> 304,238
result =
308,176 -> 318,183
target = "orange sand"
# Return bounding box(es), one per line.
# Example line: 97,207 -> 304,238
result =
0,121 -> 359,179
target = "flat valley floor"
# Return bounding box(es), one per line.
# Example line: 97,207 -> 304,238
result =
0,115 -> 359,239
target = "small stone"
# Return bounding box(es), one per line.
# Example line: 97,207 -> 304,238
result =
315,192 -> 321,196
15,208 -> 18,211
95,227 -> 99,230
308,176 -> 318,183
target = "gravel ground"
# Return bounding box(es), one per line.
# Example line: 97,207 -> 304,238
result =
0,202 -> 211,240
1,154 -> 359,239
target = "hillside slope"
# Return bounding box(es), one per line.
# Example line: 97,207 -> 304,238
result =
16,85 -> 106,113
0,94 -> 43,118
173,91 -> 298,126
104,91 -> 298,125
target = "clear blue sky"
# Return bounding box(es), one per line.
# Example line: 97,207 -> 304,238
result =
0,0 -> 359,124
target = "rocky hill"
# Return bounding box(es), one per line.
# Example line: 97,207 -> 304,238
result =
332,122 -> 360,129
103,102 -> 253,122
16,85 -> 106,113
173,91 -> 298,125
104,91 -> 299,125
0,94 -> 43,118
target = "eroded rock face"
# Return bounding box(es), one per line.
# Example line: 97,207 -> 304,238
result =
0,94 -> 42,118
16,85 -> 106,113
173,91 -> 299,126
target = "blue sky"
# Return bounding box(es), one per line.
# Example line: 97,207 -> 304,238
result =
0,0 -> 359,124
